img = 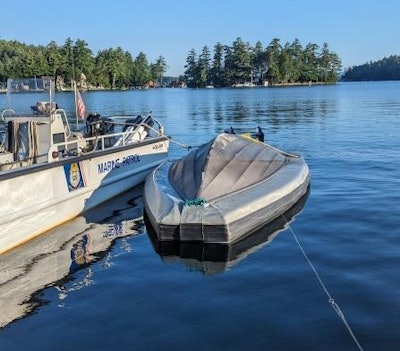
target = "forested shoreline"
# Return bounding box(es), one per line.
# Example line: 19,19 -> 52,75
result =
14,36 -> 400,90
0,38 -> 167,90
341,55 -> 400,81
2,36 -> 399,89
0,37 -> 343,90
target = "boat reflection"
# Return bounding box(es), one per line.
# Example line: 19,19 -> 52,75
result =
0,186 -> 144,329
146,189 -> 309,276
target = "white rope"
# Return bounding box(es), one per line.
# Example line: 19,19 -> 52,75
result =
283,216 -> 364,351
160,133 -> 193,150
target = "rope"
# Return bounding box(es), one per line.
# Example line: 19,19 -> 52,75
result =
283,215 -> 364,351
162,134 -> 194,150
145,123 -> 195,150
184,198 -> 207,207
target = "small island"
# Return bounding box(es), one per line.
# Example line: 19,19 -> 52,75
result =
183,37 -> 341,88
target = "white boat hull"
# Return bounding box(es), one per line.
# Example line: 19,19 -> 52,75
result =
0,138 -> 169,254
0,186 -> 144,328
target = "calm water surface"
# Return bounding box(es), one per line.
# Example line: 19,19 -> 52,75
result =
0,82 -> 399,350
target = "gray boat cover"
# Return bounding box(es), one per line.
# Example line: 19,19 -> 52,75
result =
144,132 -> 309,243
169,133 -> 286,201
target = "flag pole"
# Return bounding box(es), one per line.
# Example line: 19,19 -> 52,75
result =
71,45 -> 79,131
74,80 -> 79,131
49,78 -> 55,114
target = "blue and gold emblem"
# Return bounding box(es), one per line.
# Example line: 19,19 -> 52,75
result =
64,162 -> 85,191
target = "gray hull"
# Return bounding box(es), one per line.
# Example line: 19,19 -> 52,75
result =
144,133 -> 310,243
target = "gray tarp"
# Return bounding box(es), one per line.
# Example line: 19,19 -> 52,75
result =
168,133 -> 286,201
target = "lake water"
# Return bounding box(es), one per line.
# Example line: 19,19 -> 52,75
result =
0,82 -> 399,350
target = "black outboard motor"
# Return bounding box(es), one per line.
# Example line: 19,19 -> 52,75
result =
86,113 -> 102,137
253,126 -> 264,142
99,117 -> 114,135
86,113 -> 115,136
86,113 -> 116,147
123,115 -> 143,132
142,115 -> 154,132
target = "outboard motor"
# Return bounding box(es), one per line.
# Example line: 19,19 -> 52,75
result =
86,113 -> 115,136
123,115 -> 143,132
99,117 -> 114,135
86,113 -> 102,137
142,115 -> 154,132
86,113 -> 116,148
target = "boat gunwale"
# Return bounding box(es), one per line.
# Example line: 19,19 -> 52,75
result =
0,135 -> 169,181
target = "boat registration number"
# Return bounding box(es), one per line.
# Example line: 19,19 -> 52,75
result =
152,142 -> 164,150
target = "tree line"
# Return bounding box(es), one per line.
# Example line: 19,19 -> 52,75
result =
0,38 -> 167,89
341,55 -> 400,81
184,37 -> 342,88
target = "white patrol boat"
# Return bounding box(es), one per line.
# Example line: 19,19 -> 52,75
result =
0,79 -> 169,254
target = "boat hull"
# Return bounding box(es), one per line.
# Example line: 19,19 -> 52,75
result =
145,189 -> 309,275
0,137 -> 169,254
144,146 -> 310,244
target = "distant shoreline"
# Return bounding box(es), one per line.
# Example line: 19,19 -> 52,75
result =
0,81 -> 339,94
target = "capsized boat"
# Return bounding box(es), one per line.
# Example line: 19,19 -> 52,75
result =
144,132 -> 310,243
0,79 -> 169,254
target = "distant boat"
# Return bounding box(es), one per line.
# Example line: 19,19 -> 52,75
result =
144,132 -> 310,243
0,78 -> 169,254
231,82 -> 256,88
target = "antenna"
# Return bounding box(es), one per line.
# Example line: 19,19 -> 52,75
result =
5,78 -> 13,109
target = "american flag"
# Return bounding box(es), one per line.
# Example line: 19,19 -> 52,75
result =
76,90 -> 86,119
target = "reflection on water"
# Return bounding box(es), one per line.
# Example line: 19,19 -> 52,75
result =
170,88 -> 339,147
0,186 -> 144,329
184,89 -> 336,123
146,190 -> 309,276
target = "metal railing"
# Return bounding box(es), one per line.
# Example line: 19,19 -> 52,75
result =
47,118 -> 165,162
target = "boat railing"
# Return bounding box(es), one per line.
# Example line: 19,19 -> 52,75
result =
1,109 -> 16,121
53,108 -> 72,138
107,114 -> 165,136
47,117 -> 165,163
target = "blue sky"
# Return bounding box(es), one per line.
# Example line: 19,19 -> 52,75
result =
1,0 -> 398,76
